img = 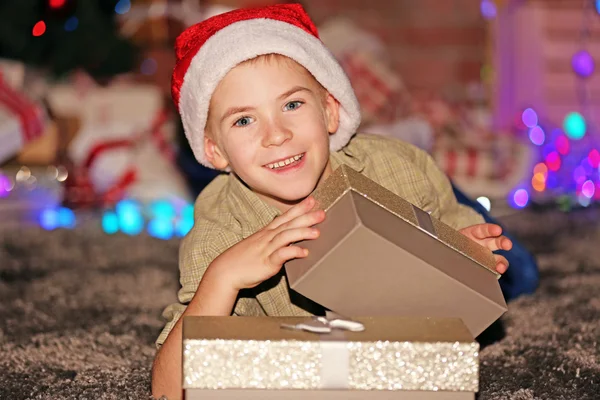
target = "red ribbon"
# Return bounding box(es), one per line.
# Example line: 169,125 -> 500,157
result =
0,77 -> 44,142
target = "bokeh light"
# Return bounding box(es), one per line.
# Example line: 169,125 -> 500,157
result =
49,0 -> 66,8
32,21 -> 46,37
65,16 -> 78,32
116,199 -> 144,235
102,211 -> 120,234
115,0 -> 131,14
141,58 -> 157,75
555,135 -> 570,155
532,173 -> 546,192
513,189 -> 529,208
0,173 -> 10,198
582,180 -> 595,198
588,149 -> 600,168
40,209 -> 59,230
545,151 -> 561,171
563,112 -> 586,140
148,218 -> 174,240
521,108 -> 538,128
573,166 -> 587,185
480,0 -> 497,20
57,207 -> 76,228
529,126 -> 545,145
571,50 -> 595,78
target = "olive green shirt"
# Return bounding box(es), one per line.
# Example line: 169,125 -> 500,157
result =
156,133 -> 484,347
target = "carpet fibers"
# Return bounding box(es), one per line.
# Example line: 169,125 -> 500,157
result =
0,208 -> 598,399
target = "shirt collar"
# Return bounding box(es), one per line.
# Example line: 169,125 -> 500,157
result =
227,142 -> 365,235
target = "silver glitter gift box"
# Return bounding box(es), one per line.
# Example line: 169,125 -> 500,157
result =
285,164 -> 507,337
183,316 -> 479,400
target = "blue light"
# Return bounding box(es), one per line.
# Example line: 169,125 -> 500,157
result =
102,211 -> 120,234
40,208 -> 59,230
57,207 -> 76,228
480,0 -> 497,20
141,58 -> 158,76
149,200 -> 176,220
182,203 -> 194,220
115,0 -> 131,14
596,0 -> 600,15
148,218 -> 174,240
64,16 -> 78,31
176,218 -> 194,237
116,199 -> 144,235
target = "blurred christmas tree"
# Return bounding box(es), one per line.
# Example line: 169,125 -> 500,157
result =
0,0 -> 138,81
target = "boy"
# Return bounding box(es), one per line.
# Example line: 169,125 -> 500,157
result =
152,4 -> 512,399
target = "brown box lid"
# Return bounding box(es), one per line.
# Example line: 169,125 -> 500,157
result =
285,165 -> 507,337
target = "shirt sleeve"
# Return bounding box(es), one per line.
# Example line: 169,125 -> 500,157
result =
155,218 -> 266,348
416,146 -> 485,230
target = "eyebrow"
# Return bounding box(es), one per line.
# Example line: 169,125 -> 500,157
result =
278,85 -> 312,100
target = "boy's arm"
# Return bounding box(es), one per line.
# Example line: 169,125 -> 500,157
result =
151,260 -> 238,400
418,147 -> 484,229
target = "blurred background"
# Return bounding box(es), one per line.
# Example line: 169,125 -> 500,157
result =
0,0 -> 598,235
1,1 -> 599,399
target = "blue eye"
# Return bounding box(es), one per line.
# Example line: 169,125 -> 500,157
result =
284,101 -> 304,111
234,117 -> 252,127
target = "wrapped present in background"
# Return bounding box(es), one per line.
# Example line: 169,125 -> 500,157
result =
0,70 -> 47,165
183,316 -> 480,399
47,82 -> 190,207
286,165 -> 506,337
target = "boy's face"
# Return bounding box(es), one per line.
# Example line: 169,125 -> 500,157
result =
204,56 -> 340,211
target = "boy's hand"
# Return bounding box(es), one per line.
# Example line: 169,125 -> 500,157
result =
210,196 -> 325,290
459,223 -> 513,274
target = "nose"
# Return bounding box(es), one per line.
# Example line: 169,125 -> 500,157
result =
261,117 -> 293,148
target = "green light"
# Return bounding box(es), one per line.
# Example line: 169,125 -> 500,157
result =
563,112 -> 586,140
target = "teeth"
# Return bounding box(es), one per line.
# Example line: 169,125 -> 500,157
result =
267,153 -> 303,169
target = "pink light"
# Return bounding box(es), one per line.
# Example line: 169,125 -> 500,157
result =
556,135 -> 570,155
545,151 -> 561,172
513,189 -> 529,208
588,149 -> 600,168
573,166 -> 587,184
529,126 -> 545,145
582,180 -> 595,198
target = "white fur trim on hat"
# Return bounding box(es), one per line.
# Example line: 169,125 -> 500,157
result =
178,18 -> 361,169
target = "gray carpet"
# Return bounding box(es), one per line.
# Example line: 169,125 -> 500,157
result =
0,208 -> 599,399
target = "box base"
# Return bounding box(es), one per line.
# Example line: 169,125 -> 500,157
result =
186,389 -> 474,400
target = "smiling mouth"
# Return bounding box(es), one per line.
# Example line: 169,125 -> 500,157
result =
264,153 -> 305,170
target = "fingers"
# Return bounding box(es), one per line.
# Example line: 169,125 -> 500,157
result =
494,254 -> 509,274
480,235 -> 513,252
267,197 -> 316,230
276,209 -> 325,233
268,227 -> 320,253
268,245 -> 309,267
464,223 -> 503,240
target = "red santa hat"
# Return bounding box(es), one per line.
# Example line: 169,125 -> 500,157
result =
171,3 -> 361,169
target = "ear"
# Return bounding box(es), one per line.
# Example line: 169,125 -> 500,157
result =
324,92 -> 340,134
204,134 -> 229,170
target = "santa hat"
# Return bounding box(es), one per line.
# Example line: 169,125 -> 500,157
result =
171,3 -> 361,169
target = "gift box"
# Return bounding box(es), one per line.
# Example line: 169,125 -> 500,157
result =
285,165 -> 507,337
183,316 -> 479,399
0,78 -> 46,165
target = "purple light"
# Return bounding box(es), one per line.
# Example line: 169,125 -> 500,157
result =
582,180 -> 595,198
546,174 -> 558,189
572,51 -> 595,78
521,108 -> 538,128
529,126 -> 545,145
480,0 -> 497,20
573,166 -> 587,184
0,174 -> 10,198
513,189 -> 529,208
